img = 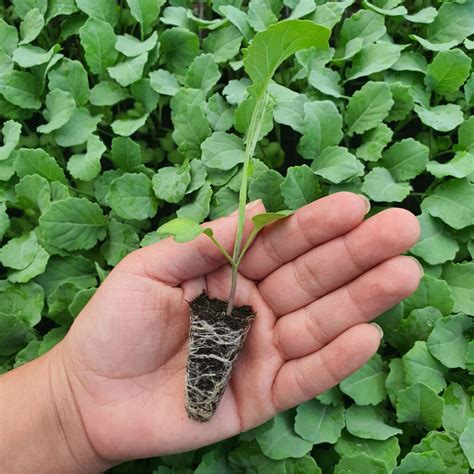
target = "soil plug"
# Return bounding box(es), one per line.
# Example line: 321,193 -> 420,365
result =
185,293 -> 255,422
157,20 -> 330,421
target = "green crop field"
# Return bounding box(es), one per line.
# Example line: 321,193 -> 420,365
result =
0,0 -> 473,472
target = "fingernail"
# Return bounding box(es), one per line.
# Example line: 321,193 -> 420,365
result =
247,199 -> 262,210
409,256 -> 424,277
357,194 -> 371,215
370,323 -> 384,339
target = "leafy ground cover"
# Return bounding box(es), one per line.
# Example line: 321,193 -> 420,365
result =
0,0 -> 473,472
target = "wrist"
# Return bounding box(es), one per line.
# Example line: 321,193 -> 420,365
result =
0,343 -> 111,473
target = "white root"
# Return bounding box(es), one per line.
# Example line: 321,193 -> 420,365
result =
185,309 -> 253,422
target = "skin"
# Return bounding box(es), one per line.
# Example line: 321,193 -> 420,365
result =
0,192 -> 422,473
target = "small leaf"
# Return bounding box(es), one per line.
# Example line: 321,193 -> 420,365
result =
361,168 -> 411,202
157,217 -> 213,243
37,90 -> 76,134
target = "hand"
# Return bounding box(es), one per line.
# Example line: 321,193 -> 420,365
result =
40,193 -> 422,470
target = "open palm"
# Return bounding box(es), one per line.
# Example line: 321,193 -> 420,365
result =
58,192 -> 421,466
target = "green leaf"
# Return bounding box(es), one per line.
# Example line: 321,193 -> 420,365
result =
0,203 -> 9,240
404,7 -> 438,24
385,358 -> 405,406
0,71 -> 41,110
345,405 -> 402,440
219,5 -> 253,42
311,146 -> 364,184
205,93 -> 234,132
79,18 -> 118,75
203,25 -> 243,64
410,212 -> 459,265
110,137 -> 141,172
126,0 -> 163,36
0,313 -> 36,356
339,354 -> 387,405
297,100 -> 343,159
0,120 -> 21,161
15,148 -> 67,184
149,69 -> 180,96
76,0 -> 119,26
346,42 -> 403,81
427,314 -> 473,369
345,82 -> 394,136
115,32 -> 157,57
39,197 -> 107,251
393,452 -> 445,474
67,135 -> 105,181
295,399 -> 345,444
396,383 -> 444,430
308,67 -> 343,98
172,105 -> 211,160
157,217 -> 213,243
404,274 -> 454,317
335,433 -> 400,472
102,219 -> 139,266
89,81 -> 128,106
107,53 -> 148,87
8,246 -> 49,284
106,173 -> 157,220
38,326 -> 68,356
37,90 -> 76,134
413,431 -> 470,473
362,167 -> 411,203
256,411 -> 313,460
252,210 -> 293,232
460,419 -> 474,469
177,182 -> 213,223
414,104 -> 464,133
425,49 -> 472,95
0,18 -> 19,55
111,113 -> 149,137
426,1 -> 474,47
201,132 -> 246,171
402,341 -> 446,393
442,262 -> 474,315
185,53 -> 221,95
53,108 -> 102,147
48,59 -> 90,106
442,383 -> 473,436
152,165 -> 191,204
13,44 -> 57,68
427,151 -> 474,179
248,0 -> 278,32
281,165 -> 320,210
422,179 -> 474,230
19,9 -> 45,45
381,138 -> 429,182
160,27 -> 200,76
243,19 -> 330,97
340,9 -> 386,46
210,187 -> 238,219
15,175 -> 50,212
335,453 -> 388,474
248,169 -> 285,212
0,231 -> 39,270
356,123 -> 393,162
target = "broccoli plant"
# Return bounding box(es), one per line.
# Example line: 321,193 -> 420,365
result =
158,19 -> 330,422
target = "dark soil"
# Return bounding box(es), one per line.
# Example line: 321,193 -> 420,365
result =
185,292 -> 255,422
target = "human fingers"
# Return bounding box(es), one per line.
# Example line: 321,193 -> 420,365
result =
271,323 -> 382,411
118,200 -> 265,285
239,192 -> 369,280
259,208 -> 420,316
273,256 -> 422,360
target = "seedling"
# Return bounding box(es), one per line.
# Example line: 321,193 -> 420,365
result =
158,20 -> 330,422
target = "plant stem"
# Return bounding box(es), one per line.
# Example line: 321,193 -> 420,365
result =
226,92 -> 268,315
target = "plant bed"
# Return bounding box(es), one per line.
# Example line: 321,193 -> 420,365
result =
185,292 -> 255,422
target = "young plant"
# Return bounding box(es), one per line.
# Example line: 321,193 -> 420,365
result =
158,19 -> 330,422
159,19 -> 330,315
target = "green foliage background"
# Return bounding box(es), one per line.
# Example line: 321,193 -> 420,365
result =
0,0 -> 473,472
